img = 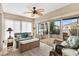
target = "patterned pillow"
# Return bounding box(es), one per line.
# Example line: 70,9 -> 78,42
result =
67,36 -> 79,48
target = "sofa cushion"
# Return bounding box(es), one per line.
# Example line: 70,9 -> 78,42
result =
67,36 -> 79,48
19,36 -> 32,41
15,32 -> 29,38
20,38 -> 39,44
21,33 -> 28,38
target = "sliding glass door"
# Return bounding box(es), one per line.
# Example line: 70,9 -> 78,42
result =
50,20 -> 61,38
36,17 -> 79,41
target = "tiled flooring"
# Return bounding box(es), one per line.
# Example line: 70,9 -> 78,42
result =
40,38 -> 62,46
0,42 -> 52,56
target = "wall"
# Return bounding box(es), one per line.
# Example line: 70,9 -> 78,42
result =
0,3 -> 5,50
0,4 -> 2,50
0,14 -> 2,50
4,12 -> 33,22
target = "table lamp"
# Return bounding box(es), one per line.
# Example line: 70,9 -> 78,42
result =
7,28 -> 13,39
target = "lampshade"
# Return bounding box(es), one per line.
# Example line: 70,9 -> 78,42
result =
7,28 -> 13,31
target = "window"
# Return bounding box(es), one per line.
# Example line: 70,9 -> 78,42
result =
5,19 -> 32,41
62,19 -> 77,36
50,20 -> 60,34
5,19 -> 14,40
13,20 -> 21,33
22,21 -> 32,33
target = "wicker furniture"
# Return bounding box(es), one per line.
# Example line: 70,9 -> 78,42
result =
49,40 -> 63,56
49,50 -> 61,56
19,38 -> 40,53
63,33 -> 69,41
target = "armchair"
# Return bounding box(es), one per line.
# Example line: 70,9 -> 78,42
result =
50,36 -> 79,56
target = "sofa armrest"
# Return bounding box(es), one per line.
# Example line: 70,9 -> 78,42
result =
54,40 -> 63,44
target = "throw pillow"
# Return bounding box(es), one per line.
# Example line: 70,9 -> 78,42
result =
67,36 -> 79,48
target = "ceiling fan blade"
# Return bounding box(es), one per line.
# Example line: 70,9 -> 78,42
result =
27,5 -> 33,11
23,12 -> 32,14
37,9 -> 44,12
37,12 -> 43,16
31,14 -> 35,17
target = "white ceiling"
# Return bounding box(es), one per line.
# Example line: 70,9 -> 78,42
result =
2,3 -> 71,18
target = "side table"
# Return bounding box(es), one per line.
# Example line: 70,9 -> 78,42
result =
7,38 -> 13,48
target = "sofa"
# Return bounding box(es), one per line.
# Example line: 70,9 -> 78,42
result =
14,32 -> 40,53
14,32 -> 33,48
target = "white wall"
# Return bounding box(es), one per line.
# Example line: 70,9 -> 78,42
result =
0,3 -> 5,50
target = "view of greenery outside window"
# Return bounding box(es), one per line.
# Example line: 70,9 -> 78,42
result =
50,20 -> 60,35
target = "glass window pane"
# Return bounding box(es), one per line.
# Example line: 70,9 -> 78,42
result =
13,21 -> 21,33
5,20 -> 14,40
22,21 -> 32,33
62,19 -> 77,36
50,20 -> 60,34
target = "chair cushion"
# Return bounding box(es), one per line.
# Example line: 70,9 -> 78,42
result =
60,41 -> 68,46
67,36 -> 79,48
62,48 -> 78,56
21,33 -> 28,38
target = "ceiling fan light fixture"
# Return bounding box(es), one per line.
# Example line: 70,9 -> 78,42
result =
23,6 -> 44,17
33,7 -> 36,9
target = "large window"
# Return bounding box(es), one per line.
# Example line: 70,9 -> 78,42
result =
5,20 -> 14,40
62,18 -> 77,36
5,19 -> 32,40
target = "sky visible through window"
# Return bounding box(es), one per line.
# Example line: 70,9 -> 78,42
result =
62,19 -> 77,25
54,19 -> 77,26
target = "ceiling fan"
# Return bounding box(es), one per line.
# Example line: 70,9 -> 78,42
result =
24,7 -> 44,17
